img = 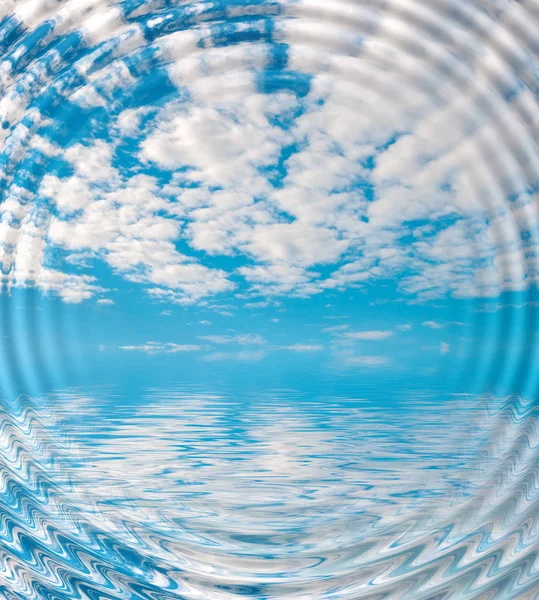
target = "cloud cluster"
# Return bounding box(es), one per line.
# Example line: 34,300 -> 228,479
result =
119,331 -> 326,361
324,321 -> 414,367
0,214 -> 105,302
1,1 -> 536,308
42,144 -> 234,304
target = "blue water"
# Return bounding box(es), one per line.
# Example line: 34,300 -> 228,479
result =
0,388 -> 538,598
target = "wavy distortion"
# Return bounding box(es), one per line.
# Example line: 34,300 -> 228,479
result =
0,0 -> 538,598
0,393 -> 536,599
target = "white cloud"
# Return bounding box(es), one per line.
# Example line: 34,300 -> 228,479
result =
97,299 -> 114,306
41,150 -> 235,304
281,344 -> 323,352
115,107 -> 153,136
13,0 -> 143,49
141,101 -> 288,191
202,350 -> 267,363
237,264 -> 316,296
422,320 -> 464,329
0,218 -> 105,303
245,222 -> 348,268
346,355 -> 391,367
272,0 -> 538,302
323,324 -> 349,334
1,0 -> 536,309
40,175 -> 94,214
138,68 -> 357,296
440,342 -> 451,355
198,334 -> 266,345
345,330 -> 395,341
65,141 -> 119,183
422,321 -> 445,329
119,342 -> 201,354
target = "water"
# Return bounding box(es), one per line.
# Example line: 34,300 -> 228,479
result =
0,390 -> 538,598
0,0 -> 538,597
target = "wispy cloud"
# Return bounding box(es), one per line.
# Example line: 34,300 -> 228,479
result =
327,324 -> 411,339
474,302 -> 539,313
345,355 -> 391,367
440,342 -> 450,355
202,350 -> 267,362
198,334 -> 266,345
323,324 -> 349,334
280,344 -> 323,352
119,342 -> 201,355
345,330 -> 395,341
422,321 -> 464,329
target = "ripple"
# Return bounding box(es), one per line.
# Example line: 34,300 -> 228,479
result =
0,0 -> 538,597
0,392 -> 536,598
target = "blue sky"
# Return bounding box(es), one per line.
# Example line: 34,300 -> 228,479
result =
0,0 -> 538,400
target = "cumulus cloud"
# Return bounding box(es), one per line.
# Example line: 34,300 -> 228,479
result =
1,0 -> 536,310
97,299 -> 115,306
140,102 -> 288,191
274,0 -> 538,301
40,151 -> 235,304
0,218 -> 105,303
12,0 -> 141,47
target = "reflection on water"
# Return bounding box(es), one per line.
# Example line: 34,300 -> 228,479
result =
0,388 -> 537,598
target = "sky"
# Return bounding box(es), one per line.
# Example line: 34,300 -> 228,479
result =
0,0 -> 537,400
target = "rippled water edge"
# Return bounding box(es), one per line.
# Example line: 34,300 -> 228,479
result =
0,392 -> 537,599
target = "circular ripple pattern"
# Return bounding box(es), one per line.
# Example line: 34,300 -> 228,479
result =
0,0 -> 538,598
0,392 -> 538,599
0,0 -> 537,397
